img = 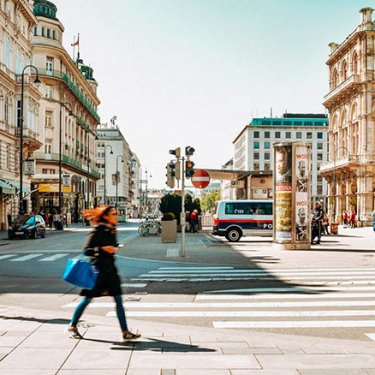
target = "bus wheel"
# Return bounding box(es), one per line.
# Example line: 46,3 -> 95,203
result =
225,228 -> 241,242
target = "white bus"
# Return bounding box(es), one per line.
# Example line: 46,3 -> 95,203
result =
212,200 -> 273,242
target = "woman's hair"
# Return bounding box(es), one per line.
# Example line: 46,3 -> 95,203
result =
84,205 -> 114,224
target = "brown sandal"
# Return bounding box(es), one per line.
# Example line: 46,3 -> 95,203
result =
122,330 -> 141,340
67,325 -> 83,339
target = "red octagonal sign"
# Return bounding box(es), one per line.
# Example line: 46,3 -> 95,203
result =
191,169 -> 210,189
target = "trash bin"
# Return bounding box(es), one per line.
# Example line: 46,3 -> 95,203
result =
330,222 -> 339,235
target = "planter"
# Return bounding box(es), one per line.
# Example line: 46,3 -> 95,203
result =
161,220 -> 177,243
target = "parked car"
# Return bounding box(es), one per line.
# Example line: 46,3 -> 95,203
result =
8,214 -> 46,240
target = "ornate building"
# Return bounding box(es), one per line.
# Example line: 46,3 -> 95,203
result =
0,0 -> 39,229
320,8 -> 375,224
31,0 -> 100,221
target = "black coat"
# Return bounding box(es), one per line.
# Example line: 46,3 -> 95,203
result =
80,224 -> 122,298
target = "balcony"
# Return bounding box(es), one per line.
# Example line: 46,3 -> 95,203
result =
323,74 -> 360,106
16,127 -> 42,152
319,154 -> 359,175
0,120 -> 16,136
37,68 -> 100,122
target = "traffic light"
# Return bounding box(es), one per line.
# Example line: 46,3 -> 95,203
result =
175,160 -> 181,180
185,146 -> 195,156
185,160 -> 195,178
169,147 -> 181,159
166,162 -> 175,188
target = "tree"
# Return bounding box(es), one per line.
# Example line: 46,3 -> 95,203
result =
201,190 -> 220,214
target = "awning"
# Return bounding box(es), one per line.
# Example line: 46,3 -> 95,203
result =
0,180 -> 16,195
7,181 -> 30,194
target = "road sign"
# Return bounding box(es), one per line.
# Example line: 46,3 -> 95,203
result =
191,169 -> 210,189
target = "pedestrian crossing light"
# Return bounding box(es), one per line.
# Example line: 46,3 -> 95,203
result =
166,161 -> 175,188
185,160 -> 195,178
169,147 -> 181,159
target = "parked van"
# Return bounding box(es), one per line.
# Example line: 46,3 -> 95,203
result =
212,200 -> 273,242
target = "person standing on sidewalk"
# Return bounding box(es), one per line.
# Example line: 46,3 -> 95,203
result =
67,205 -> 140,341
311,202 -> 323,245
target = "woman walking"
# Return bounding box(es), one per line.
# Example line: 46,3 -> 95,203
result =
67,205 -> 140,340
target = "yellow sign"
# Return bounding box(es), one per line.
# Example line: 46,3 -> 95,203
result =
38,184 -> 72,193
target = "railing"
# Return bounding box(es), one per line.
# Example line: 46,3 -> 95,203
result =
36,68 -> 100,122
324,74 -> 360,103
320,154 -> 360,172
0,120 -> 16,135
15,127 -> 40,142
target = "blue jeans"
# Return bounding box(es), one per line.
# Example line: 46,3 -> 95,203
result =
70,295 -> 128,331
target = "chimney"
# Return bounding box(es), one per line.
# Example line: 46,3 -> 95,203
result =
360,7 -> 374,25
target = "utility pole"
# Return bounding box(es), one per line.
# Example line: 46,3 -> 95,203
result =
181,156 -> 186,257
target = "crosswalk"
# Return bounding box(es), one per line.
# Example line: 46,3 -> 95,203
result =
0,252 -> 79,262
63,265 -> 375,331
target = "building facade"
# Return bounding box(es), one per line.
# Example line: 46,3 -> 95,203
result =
320,7 -> 375,224
0,0 -> 39,229
96,122 -> 137,220
233,114 -> 328,204
31,0 -> 101,221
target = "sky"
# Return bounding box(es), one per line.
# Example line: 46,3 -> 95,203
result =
52,0 -> 375,188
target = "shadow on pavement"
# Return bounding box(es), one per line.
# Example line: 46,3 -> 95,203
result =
0,315 -> 70,324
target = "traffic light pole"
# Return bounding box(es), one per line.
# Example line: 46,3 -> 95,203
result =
180,156 -> 186,257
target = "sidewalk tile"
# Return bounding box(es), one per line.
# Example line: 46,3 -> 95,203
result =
126,370 -> 160,375
189,341 -> 249,349
0,335 -> 26,346
177,370 -> 230,375
257,354 -> 375,370
19,332 -> 77,348
0,370 -> 54,375
222,347 -> 282,355
298,370 -> 368,375
62,347 -> 131,370
231,371 -> 299,375
58,371 -> 125,375
365,370 -> 375,374
0,348 -> 71,370
129,353 -> 261,369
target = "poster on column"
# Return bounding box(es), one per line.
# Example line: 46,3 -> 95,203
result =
294,144 -> 310,242
274,144 -> 293,241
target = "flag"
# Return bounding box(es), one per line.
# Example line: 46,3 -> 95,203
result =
71,36 -> 79,47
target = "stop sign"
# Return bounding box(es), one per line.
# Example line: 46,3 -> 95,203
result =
191,169 -> 210,189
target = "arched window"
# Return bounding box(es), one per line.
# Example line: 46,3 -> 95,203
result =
352,52 -> 358,74
342,60 -> 347,80
4,97 -> 9,124
332,68 -> 338,89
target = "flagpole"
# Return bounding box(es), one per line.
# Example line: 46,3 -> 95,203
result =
77,33 -> 80,60
72,34 -> 76,61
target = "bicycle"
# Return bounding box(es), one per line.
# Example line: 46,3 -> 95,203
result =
138,220 -> 161,236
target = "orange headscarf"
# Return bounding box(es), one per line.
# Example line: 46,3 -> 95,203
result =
83,205 -> 112,224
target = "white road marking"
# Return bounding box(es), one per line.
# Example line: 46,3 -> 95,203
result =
365,333 -> 375,341
11,254 -> 44,262
39,254 -> 69,261
0,254 -> 18,260
158,266 -> 234,270
107,310 -> 375,318
121,283 -> 148,288
213,321 -> 375,329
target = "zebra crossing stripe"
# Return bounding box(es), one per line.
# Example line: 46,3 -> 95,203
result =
157,267 -> 375,272
0,254 -> 18,260
10,254 -> 44,262
158,266 -> 234,270
213,321 -> 375,329
39,254 -> 69,261
106,309 -> 375,318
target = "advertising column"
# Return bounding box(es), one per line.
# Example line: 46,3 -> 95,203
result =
273,142 -> 311,250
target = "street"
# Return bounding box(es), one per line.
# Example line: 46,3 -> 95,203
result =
1,222 -> 375,342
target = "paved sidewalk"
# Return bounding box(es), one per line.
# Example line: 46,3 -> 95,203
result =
2,303 -> 375,374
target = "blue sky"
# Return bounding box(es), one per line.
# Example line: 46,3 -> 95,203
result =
53,0 -> 374,188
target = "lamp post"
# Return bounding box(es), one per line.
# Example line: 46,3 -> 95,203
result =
19,65 -> 41,215
115,155 -> 124,209
103,145 -> 113,204
332,145 -> 349,222
59,102 -> 73,211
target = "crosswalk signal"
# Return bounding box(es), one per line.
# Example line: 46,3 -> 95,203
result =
175,160 -> 181,180
185,160 -> 195,178
166,162 -> 175,188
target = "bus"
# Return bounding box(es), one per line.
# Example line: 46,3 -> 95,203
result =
212,200 -> 273,242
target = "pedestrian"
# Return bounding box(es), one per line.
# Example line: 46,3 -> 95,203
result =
189,209 -> 198,233
67,205 -> 140,341
311,201 -> 323,244
322,211 -> 330,235
350,211 -> 357,228
343,210 -> 348,228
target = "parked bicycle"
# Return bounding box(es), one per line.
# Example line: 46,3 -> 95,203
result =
138,219 -> 161,236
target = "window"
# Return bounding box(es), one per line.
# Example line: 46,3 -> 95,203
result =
284,121 -> 292,125
307,132 -> 312,139
273,121 -> 281,125
46,57 -> 53,73
254,142 -> 259,149
264,131 -> 270,138
317,143 -> 323,150
342,60 -> 347,80
353,52 -> 358,74
33,26 -> 37,35
224,202 -> 273,216
4,98 -> 9,124
254,163 -> 259,171
317,175 -> 323,183
317,153 -> 323,161
264,142 -> 270,149
46,85 -> 53,99
264,163 -> 270,171
44,144 -> 52,154
254,131 -> 259,138
317,132 -> 323,139
294,121 -> 302,126
304,121 -> 313,126
275,131 -> 281,138
296,132 -> 302,139
254,152 -> 259,160
52,30 -> 56,39
317,186 -> 323,195
47,29 -> 50,38
286,132 -> 291,139
264,152 -> 270,160
17,100 -> 21,128
45,111 -> 53,128
42,27 -> 45,36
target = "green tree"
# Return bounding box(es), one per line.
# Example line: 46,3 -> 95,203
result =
201,190 -> 220,214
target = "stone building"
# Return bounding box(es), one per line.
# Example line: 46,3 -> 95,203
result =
0,0 -> 39,229
320,8 -> 375,224
30,0 -> 101,221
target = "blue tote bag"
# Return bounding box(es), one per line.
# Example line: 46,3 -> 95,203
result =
63,256 -> 98,290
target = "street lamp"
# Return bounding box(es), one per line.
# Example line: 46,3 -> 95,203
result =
115,155 -> 124,209
19,65 -> 41,215
59,102 -> 74,211
103,145 -> 113,204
